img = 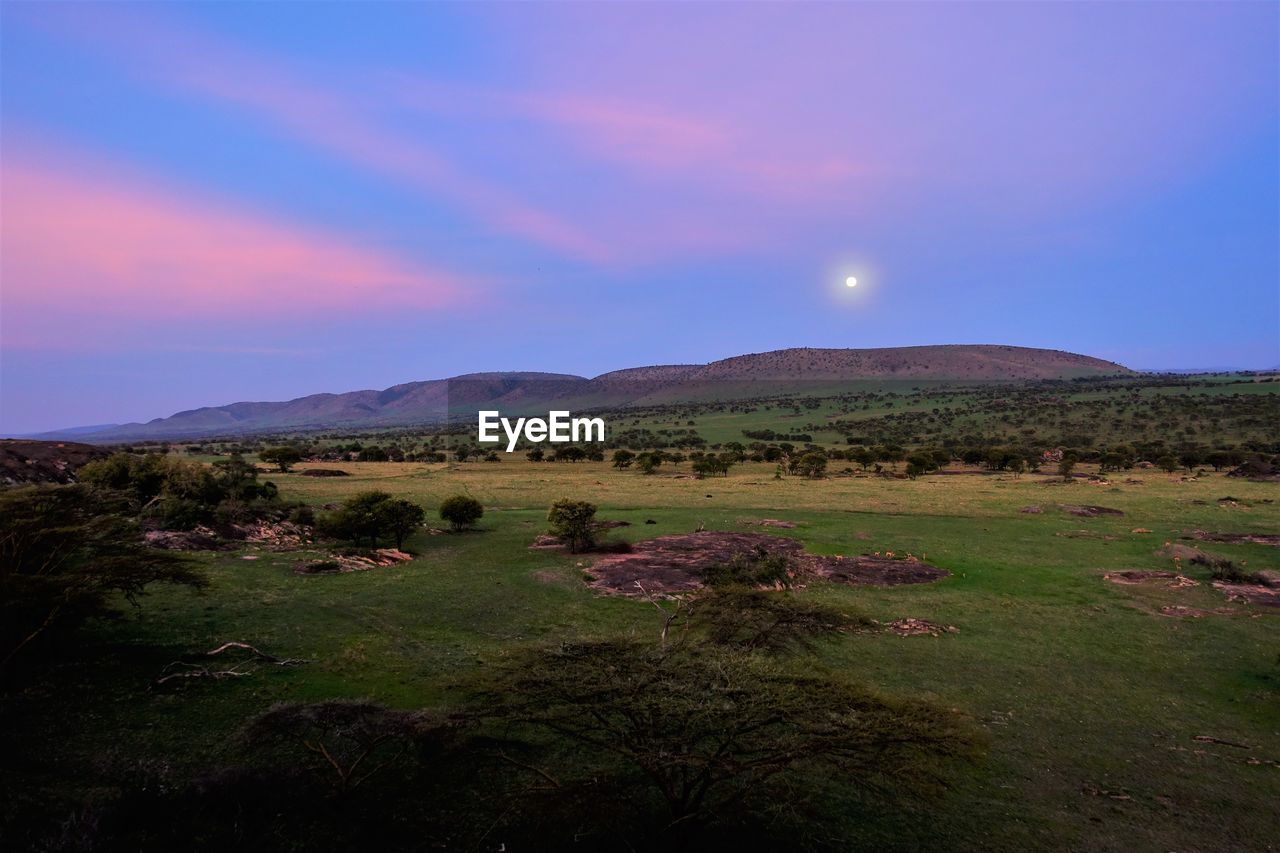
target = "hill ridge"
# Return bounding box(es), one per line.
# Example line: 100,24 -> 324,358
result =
25,345 -> 1130,441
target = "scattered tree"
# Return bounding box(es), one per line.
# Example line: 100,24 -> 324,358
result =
547,499 -> 597,552
259,446 -> 303,473
439,495 -> 484,532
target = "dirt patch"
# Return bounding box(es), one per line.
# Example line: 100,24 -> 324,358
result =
1188,531 -> 1280,548
810,554 -> 949,586
1019,505 -> 1043,514
1059,504 -> 1125,517
1227,460 -> 1280,482
741,518 -> 798,528
294,549 -> 412,575
884,618 -> 958,637
299,468 -> 350,477
1131,528 -> 1153,534
1211,581 -> 1280,608
1104,570 -> 1198,589
586,532 -> 947,597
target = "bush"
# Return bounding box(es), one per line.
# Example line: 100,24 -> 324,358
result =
439,495 -> 484,531
288,505 -> 316,526
320,491 -> 426,549
704,547 -> 792,588
1191,553 -> 1261,584
547,499 -> 597,552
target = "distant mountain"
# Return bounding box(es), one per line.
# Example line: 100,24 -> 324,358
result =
30,345 -> 1130,442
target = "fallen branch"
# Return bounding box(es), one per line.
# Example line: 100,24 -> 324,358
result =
1193,735 -> 1251,749
204,641 -> 312,666
153,661 -> 253,687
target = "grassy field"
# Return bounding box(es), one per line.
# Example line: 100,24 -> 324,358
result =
6,458 -> 1278,850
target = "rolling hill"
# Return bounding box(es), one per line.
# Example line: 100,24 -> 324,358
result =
28,345 -> 1130,442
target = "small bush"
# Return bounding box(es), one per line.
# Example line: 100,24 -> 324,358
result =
547,499 -> 597,553
1192,553 -> 1261,584
288,505 -> 316,526
439,495 -> 484,531
704,547 -> 792,588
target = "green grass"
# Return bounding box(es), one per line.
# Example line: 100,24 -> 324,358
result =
5,461 -> 1278,850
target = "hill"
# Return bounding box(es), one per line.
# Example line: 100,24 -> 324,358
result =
28,345 -> 1129,442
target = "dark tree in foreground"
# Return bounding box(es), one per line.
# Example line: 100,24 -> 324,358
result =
0,485 -> 207,672
471,640 -> 983,843
241,700 -> 439,794
439,495 -> 484,531
547,498 -> 597,552
688,588 -> 872,652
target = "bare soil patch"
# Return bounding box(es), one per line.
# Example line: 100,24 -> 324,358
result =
1188,531 -> 1280,548
1212,581 -> 1280,608
586,532 -> 947,597
299,468 -> 350,477
1103,570 -> 1198,589
1059,504 -> 1125,517
740,518 -> 799,528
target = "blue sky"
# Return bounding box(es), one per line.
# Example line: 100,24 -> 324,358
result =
2,2 -> 1277,433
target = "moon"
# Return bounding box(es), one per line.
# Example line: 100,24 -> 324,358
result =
845,276 -> 858,288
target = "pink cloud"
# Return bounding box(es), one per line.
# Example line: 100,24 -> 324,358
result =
1,143 -> 465,346
28,8 -> 609,264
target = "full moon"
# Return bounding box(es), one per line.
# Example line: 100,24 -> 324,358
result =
845,276 -> 858,287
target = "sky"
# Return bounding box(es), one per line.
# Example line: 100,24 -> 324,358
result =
1,2 -> 1277,434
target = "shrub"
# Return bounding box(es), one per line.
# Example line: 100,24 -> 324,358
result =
547,499 -> 597,552
704,547 -> 792,588
288,505 -> 316,526
439,495 -> 484,531
320,491 -> 426,549
1191,553 -> 1261,584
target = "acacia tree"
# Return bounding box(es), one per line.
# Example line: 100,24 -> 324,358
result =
259,446 -> 303,473
0,486 -> 208,672
241,700 -> 437,795
472,640 -> 983,843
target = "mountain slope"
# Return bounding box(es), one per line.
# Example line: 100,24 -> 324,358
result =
31,345 -> 1129,441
